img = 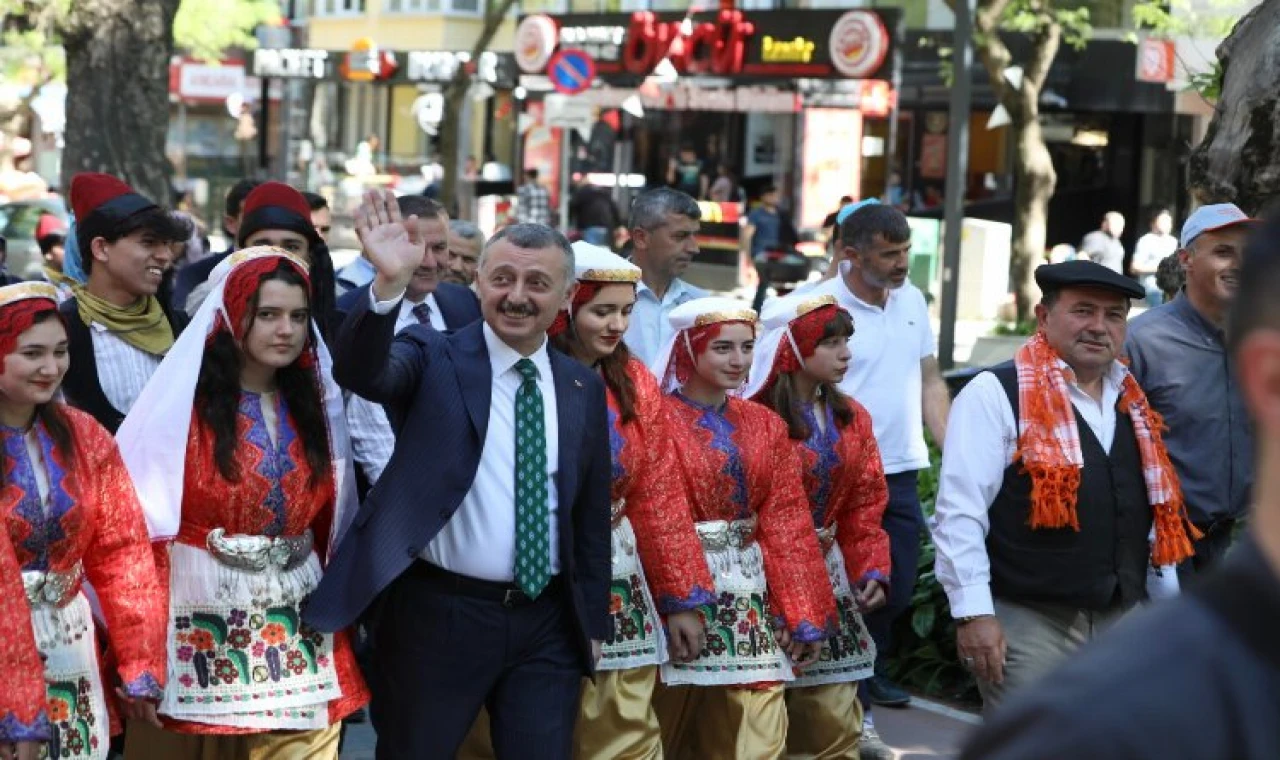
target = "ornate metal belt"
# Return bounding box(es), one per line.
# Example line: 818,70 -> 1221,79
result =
695,516 -> 759,551
817,524 -> 837,554
206,528 -> 314,573
22,562 -> 83,608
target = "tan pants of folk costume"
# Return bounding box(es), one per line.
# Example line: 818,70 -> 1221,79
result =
653,683 -> 787,760
123,719 -> 341,760
458,666 -> 664,760
783,683 -> 863,760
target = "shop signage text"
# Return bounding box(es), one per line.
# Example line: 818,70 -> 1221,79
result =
623,10 -> 753,77
762,36 -> 816,64
252,48 -> 329,79
407,51 -> 504,84
533,9 -> 897,82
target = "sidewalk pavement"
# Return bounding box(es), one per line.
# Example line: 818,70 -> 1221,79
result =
873,698 -> 982,759
338,698 -> 981,759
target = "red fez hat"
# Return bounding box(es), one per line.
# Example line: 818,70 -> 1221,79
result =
35,213 -> 66,240
237,182 -> 319,247
69,172 -> 155,224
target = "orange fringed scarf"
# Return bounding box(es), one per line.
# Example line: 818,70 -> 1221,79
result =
1013,331 -> 1201,566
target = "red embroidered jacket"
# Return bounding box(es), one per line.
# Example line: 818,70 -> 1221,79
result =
790,399 -> 891,589
0,407 -> 166,742
663,394 -> 838,641
611,359 -> 715,612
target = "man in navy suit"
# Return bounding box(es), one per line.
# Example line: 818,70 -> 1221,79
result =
307,189 -> 612,760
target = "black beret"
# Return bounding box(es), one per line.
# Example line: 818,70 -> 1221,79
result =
1034,260 -> 1145,300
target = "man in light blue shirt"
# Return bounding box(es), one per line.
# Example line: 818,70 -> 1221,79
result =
623,188 -> 707,367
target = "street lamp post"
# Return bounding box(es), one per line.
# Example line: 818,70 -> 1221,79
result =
938,0 -> 975,371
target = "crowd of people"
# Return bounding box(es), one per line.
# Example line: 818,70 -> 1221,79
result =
0,162 -> 1274,760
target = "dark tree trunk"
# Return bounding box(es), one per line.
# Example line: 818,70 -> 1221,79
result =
1011,114 -> 1056,319
1187,0 -> 1280,214
970,0 -> 1061,322
438,0 -> 517,214
58,0 -> 181,205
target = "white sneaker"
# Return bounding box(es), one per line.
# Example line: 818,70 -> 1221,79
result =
859,724 -> 894,760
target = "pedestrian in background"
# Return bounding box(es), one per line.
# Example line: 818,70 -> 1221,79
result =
1126,203 -> 1257,581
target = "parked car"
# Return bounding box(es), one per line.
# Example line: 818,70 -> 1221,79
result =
0,197 -> 69,278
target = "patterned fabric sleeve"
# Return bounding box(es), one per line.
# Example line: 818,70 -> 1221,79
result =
834,406 -> 892,589
754,410 -> 838,642
75,416 -> 167,699
623,364 -> 716,614
0,529 -> 52,742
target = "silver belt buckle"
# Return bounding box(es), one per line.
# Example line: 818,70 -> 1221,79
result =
502,588 -> 521,608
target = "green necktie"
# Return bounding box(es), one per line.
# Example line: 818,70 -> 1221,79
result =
513,358 -> 551,598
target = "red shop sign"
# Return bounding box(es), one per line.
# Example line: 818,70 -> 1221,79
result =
622,10 -> 754,77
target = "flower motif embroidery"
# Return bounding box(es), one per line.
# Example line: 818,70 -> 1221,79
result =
176,645 -> 194,663
227,629 -> 252,650
174,615 -> 191,630
47,699 -> 70,723
178,674 -> 194,688
286,651 -> 307,674
260,623 -> 288,645
251,641 -> 266,657
228,609 -> 248,626
213,658 -> 239,685
187,629 -> 215,652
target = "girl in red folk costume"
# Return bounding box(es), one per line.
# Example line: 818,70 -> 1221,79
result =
459,243 -> 715,760
0,282 -> 166,760
115,248 -> 366,758
554,244 -> 714,758
650,297 -> 838,759
744,294 -> 890,760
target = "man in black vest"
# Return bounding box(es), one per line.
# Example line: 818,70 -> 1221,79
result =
59,173 -> 192,433
959,214 -> 1280,760
931,260 -> 1197,711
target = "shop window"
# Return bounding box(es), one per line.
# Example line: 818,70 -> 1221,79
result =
450,0 -> 480,10
314,0 -> 364,14
519,0 -> 568,11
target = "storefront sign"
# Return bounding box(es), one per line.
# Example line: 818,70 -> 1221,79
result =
252,48 -> 329,79
572,84 -> 800,115
406,51 -> 510,85
343,38 -> 398,82
1136,38 -> 1175,84
829,11 -> 890,79
516,14 -> 559,74
170,60 -> 247,102
535,9 -> 897,82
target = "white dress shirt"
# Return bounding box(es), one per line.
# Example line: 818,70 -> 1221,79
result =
370,291 -> 561,582
624,278 -> 706,368
932,359 -> 1128,618
805,271 -> 937,474
90,324 -> 163,414
346,292 -> 447,485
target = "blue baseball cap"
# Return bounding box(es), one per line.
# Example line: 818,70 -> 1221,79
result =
1180,203 -> 1257,249
836,197 -> 881,226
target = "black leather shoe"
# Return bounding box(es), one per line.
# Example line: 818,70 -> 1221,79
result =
867,674 -> 911,707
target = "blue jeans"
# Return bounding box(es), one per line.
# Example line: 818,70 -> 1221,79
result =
859,470 -> 925,707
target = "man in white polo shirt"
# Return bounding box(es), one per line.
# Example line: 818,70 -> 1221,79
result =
808,201 -> 951,755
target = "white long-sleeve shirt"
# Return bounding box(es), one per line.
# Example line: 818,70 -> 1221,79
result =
370,290 -> 561,582
932,360 -> 1127,618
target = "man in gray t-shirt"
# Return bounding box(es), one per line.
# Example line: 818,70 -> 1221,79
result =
1080,211 -> 1127,273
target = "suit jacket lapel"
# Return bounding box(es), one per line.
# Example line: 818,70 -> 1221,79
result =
447,322 -> 491,440
550,350 -> 583,512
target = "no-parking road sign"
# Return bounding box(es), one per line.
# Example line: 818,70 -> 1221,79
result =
547,49 -> 596,96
